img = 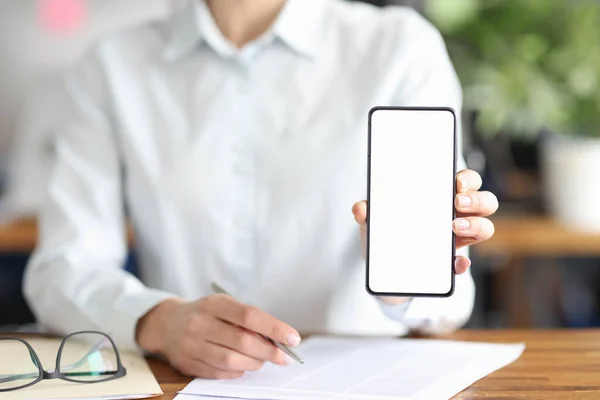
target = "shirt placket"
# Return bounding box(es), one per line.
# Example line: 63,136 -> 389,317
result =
230,54 -> 259,304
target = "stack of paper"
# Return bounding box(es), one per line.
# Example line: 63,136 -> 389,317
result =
174,336 -> 525,400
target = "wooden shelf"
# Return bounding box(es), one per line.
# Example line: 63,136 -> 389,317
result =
477,215 -> 600,257
0,218 -> 38,253
0,218 -> 134,253
3,215 -> 600,257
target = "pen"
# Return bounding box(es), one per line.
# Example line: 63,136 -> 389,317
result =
210,282 -> 304,364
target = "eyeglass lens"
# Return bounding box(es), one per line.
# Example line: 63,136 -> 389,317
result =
58,332 -> 119,382
0,339 -> 40,391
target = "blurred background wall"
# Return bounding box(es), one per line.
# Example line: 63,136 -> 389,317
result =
0,0 -> 172,328
1,0 -> 599,332
0,0 -> 172,215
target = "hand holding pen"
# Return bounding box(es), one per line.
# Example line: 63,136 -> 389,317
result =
136,281 -> 303,380
210,282 -> 304,364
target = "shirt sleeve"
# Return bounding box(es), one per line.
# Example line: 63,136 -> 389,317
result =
376,11 -> 476,334
23,46 -> 175,351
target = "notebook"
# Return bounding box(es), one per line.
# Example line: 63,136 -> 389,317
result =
173,336 -> 525,400
0,337 -> 162,400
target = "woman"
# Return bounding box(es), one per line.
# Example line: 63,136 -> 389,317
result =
25,0 -> 498,379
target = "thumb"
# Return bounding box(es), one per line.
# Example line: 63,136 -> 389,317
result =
353,201 -> 368,260
352,201 -> 367,229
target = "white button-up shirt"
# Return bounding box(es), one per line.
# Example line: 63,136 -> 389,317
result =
24,0 -> 474,350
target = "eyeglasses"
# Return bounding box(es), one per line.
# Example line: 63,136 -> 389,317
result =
0,331 -> 126,392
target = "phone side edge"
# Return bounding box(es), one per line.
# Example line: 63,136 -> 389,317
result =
444,106 -> 458,297
365,107 -> 375,295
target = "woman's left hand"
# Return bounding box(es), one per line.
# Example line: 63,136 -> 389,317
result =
352,169 -> 498,276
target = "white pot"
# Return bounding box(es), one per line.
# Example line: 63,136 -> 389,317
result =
541,133 -> 600,233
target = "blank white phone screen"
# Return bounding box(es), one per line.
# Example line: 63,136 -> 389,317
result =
367,108 -> 456,296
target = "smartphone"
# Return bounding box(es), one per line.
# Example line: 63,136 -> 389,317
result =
366,106 -> 457,297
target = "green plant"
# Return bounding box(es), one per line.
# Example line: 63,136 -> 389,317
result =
425,0 -> 600,139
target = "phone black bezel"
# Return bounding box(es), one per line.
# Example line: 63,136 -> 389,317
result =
365,106 -> 457,298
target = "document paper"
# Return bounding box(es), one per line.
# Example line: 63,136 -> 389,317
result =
175,336 -> 525,400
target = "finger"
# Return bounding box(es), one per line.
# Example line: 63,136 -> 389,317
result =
203,294 -> 301,347
197,341 -> 265,372
456,236 -> 486,249
456,169 -> 483,193
203,315 -> 288,365
178,357 -> 244,379
454,256 -> 471,275
352,200 -> 367,227
455,191 -> 499,217
452,217 -> 495,244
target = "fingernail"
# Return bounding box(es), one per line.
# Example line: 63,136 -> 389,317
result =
454,218 -> 470,230
460,178 -> 469,191
458,195 -> 472,207
286,332 -> 301,346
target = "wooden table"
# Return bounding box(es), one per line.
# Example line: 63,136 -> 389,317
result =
149,329 -> 600,400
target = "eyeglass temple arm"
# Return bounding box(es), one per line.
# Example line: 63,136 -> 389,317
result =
0,370 -> 120,384
0,373 -> 38,384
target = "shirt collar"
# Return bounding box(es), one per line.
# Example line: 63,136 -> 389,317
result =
161,1 -> 202,62
162,0 -> 326,62
272,0 -> 326,59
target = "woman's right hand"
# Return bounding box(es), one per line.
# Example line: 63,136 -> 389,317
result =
136,294 -> 301,379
